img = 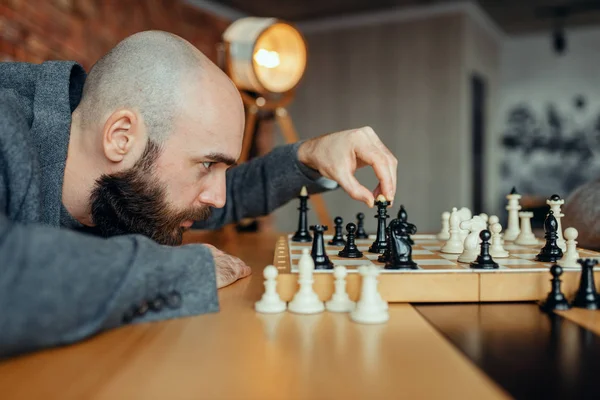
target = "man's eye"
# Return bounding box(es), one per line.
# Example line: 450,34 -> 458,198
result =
202,162 -> 214,170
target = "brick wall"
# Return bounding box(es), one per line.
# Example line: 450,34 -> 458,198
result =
0,0 -> 231,70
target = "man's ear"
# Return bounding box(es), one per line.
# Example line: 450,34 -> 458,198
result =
102,109 -> 144,163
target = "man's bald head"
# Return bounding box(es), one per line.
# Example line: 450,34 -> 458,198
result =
78,30 -> 232,144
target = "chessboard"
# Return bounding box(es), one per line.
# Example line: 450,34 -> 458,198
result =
272,233 -> 600,303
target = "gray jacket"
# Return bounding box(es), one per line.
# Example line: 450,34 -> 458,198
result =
0,61 -> 334,358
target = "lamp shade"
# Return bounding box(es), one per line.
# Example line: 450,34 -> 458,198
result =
223,17 -> 307,94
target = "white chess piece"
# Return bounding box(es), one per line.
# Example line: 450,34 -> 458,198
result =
437,211 -> 451,240
326,266 -> 356,312
288,249 -> 325,314
255,265 -> 287,313
547,195 -> 566,251
514,211 -> 538,245
350,265 -> 389,324
504,189 -> 522,241
458,207 -> 472,242
488,215 -> 500,227
489,223 -> 509,258
560,227 -> 580,268
441,207 -> 464,254
479,213 -> 489,225
458,216 -> 486,263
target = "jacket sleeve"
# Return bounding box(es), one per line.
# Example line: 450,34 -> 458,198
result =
0,91 -> 219,359
195,142 -> 339,229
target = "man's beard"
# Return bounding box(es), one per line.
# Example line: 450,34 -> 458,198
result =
89,141 -> 211,245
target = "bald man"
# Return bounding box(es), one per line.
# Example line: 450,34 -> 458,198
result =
0,31 -> 397,357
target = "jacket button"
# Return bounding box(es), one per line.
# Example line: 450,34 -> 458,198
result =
166,291 -> 182,309
136,301 -> 149,317
150,296 -> 165,312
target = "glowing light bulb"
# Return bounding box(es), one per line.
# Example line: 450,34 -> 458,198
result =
253,48 -> 280,68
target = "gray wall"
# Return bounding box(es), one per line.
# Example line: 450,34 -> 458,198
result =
272,11 -> 500,234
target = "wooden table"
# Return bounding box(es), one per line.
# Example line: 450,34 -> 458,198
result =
0,231 -> 598,399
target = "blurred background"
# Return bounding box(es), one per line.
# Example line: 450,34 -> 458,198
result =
2,0 -> 600,234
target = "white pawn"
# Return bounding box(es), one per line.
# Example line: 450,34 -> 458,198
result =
326,266 -> 356,312
514,211 -> 538,245
350,265 -> 389,324
255,265 -> 287,313
488,215 -> 500,227
479,213 -> 489,225
560,227 -> 580,268
489,223 -> 509,258
458,216 -> 486,263
441,208 -> 464,254
288,249 -> 325,314
437,211 -> 451,240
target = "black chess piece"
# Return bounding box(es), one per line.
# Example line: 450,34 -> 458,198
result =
535,210 -> 563,262
539,264 -> 571,312
310,225 -> 334,269
385,219 -> 418,270
378,225 -> 392,263
338,223 -> 363,258
510,186 -> 518,195
397,205 -> 415,245
356,212 -> 369,239
291,188 -> 311,242
328,216 -> 346,246
572,259 -> 600,309
470,230 -> 499,269
369,197 -> 389,254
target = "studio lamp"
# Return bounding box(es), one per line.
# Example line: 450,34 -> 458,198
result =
218,17 -> 331,228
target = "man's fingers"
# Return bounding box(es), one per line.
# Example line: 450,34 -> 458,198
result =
338,172 -> 375,207
356,147 -> 396,201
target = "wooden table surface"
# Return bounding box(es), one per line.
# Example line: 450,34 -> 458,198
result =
1,230 -> 598,399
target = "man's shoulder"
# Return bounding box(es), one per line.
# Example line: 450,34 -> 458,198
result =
0,88 -> 32,138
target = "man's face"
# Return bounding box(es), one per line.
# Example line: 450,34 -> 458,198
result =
90,77 -> 244,245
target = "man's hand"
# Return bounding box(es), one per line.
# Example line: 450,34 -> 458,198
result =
297,126 -> 398,207
205,244 -> 252,288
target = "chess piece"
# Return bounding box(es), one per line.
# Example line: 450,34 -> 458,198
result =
441,207 -> 464,254
488,215 -> 500,230
560,227 -> 580,268
479,213 -> 489,225
539,264 -> 571,312
288,249 -> 325,314
547,194 -> 566,251
369,195 -> 389,254
291,186 -> 312,242
458,216 -> 486,263
514,211 -> 538,245
328,216 -> 346,246
571,259 -> 600,310
325,266 -> 355,312
504,187 -> 522,241
535,210 -> 563,262
339,223 -> 364,258
489,222 -> 509,258
310,225 -> 334,269
385,219 -> 418,269
350,265 -> 389,324
356,212 -> 369,239
255,265 -> 287,313
378,225 -> 392,263
437,211 -> 451,240
397,205 -> 415,245
457,207 -> 472,242
470,230 -> 499,269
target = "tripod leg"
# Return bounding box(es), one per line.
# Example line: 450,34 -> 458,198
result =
239,105 -> 259,163
275,107 -> 333,228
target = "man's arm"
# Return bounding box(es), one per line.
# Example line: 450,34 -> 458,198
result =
0,212 -> 219,358
563,178 -> 600,251
195,142 -> 337,229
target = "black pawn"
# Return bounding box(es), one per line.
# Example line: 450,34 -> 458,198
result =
470,230 -> 499,269
572,259 -> 600,309
338,223 -> 363,258
356,212 -> 369,239
310,225 -> 333,270
535,210 -> 563,262
397,205 -> 414,245
328,216 -> 346,246
539,264 -> 571,312
369,197 -> 389,254
291,189 -> 311,242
